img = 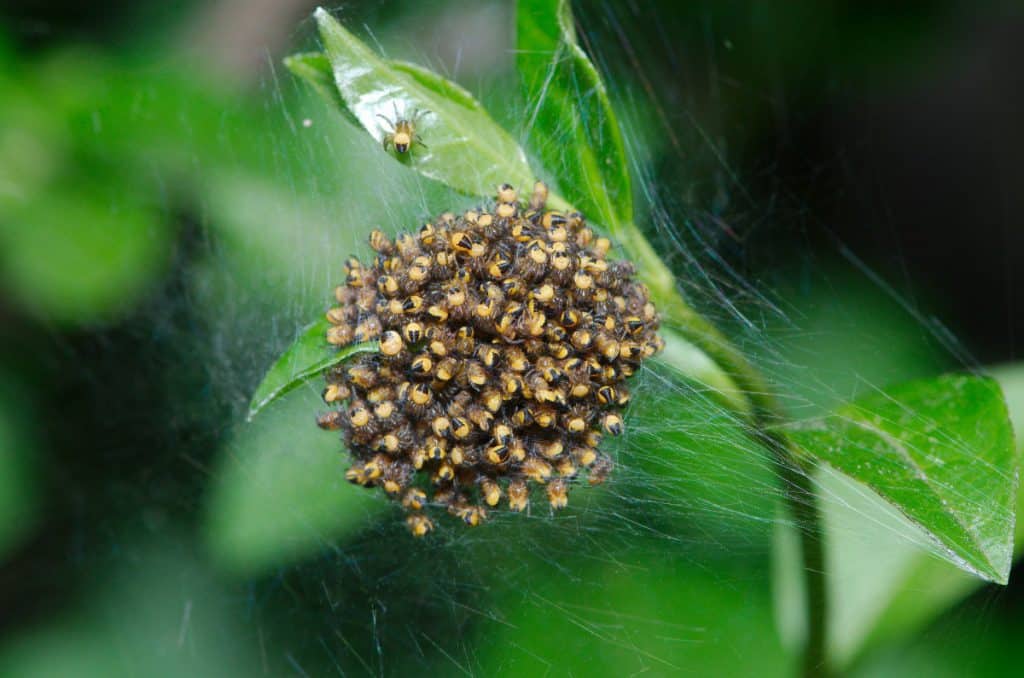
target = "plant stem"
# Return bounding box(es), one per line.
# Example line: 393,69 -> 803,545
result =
769,431 -> 830,678
698,341 -> 830,677
548,193 -> 830,676
671,310 -> 831,677
620,220 -> 831,677
671,301 -> 831,677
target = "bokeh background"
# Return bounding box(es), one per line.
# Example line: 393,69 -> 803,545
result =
1,0 -> 1023,675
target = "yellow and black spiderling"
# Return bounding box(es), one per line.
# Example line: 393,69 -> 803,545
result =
320,183 -> 663,535
378,105 -> 427,154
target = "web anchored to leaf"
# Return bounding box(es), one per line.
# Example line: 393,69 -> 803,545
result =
216,2 -> 1019,677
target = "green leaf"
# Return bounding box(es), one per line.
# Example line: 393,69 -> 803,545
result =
832,363 -> 1024,665
766,271 -> 1020,668
282,51 -> 353,122
387,60 -> 484,113
514,0 -> 695,355
290,9 -> 752,425
656,329 -> 749,418
844,372 -> 1024,672
248,318 -> 376,421
309,7 -> 534,197
764,268 -> 957,668
773,466 -> 974,669
517,0 -> 632,234
206,388 -> 387,576
784,374 -> 1017,584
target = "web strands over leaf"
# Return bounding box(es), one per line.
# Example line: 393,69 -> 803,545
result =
8,5 -> 1015,678
197,3 -> 1017,676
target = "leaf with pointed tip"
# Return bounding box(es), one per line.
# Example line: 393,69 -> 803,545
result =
830,363 -> 1024,665
783,374 -> 1016,584
517,0 -> 632,235
309,7 -> 534,197
248,318 -> 376,421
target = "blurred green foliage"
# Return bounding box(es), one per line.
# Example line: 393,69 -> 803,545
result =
0,46 -> 216,325
0,540 -> 259,677
205,386 -> 384,575
478,554 -> 793,676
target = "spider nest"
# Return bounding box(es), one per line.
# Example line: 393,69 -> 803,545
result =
318,182 -> 663,535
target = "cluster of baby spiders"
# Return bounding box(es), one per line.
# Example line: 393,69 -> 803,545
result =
317,182 -> 663,535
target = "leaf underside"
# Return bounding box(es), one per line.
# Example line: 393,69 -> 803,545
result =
209,387 -> 385,575
283,52 -> 354,123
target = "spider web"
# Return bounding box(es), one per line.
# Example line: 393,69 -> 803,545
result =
5,2 -> 1010,677
185,4 -> 998,675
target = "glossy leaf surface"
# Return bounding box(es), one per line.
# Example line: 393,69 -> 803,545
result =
784,374 -> 1016,584
283,51 -> 352,120
313,8 -> 534,197
248,318 -> 375,421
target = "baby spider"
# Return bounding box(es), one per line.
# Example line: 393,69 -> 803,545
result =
378,104 -> 427,154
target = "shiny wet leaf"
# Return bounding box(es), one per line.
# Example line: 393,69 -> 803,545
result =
307,8 -> 534,197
